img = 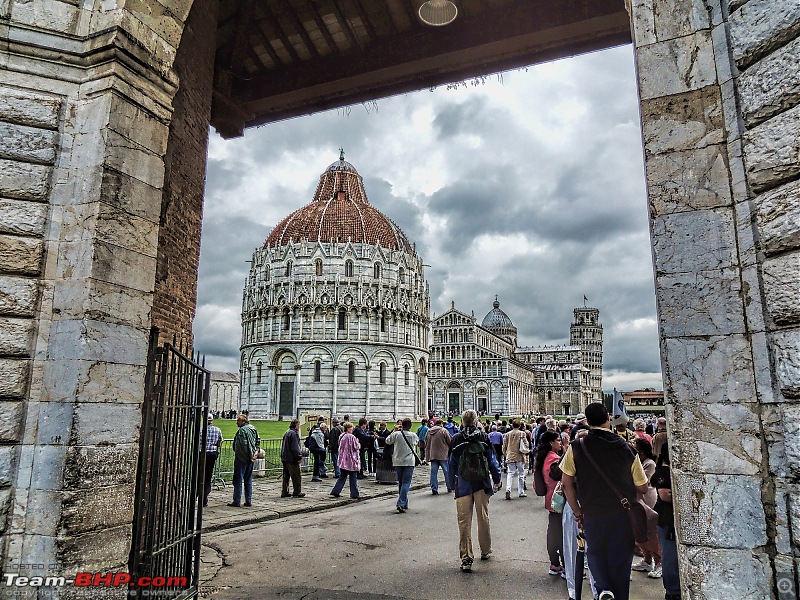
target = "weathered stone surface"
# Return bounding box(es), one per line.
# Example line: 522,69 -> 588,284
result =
0,85 -> 61,130
755,178 -> 800,255
762,253 -> 800,327
108,92 -> 171,156
641,86 -> 725,156
41,360 -> 147,405
0,317 -> 35,356
739,35 -> 800,127
27,400 -> 73,446
103,130 -> 165,189
47,319 -> 148,365
656,268 -> 745,337
0,234 -> 43,275
61,484 -> 135,536
729,0 -> 800,69
63,446 -> 138,489
632,0 -> 719,48
0,488 -> 11,534
0,122 -> 58,165
646,144 -> 733,216
652,208 -> 737,274
71,402 -> 141,446
670,403 -> 762,475
772,329 -> 800,398
53,239 -> 157,293
0,358 -> 30,398
663,335 -> 756,404
99,166 -> 163,223
0,159 -> 51,201
53,279 -> 153,328
0,401 -> 24,443
0,275 -> 39,317
9,0 -> 82,35
774,552 -> 797,600
0,198 -> 48,237
743,102 -> 800,193
679,546 -> 772,599
23,489 -> 62,536
673,471 -> 766,547
56,525 -> 132,573
784,405 -> 800,479
0,446 -> 15,487
637,31 -> 717,101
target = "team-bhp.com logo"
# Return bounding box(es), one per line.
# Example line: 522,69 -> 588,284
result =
4,572 -> 187,589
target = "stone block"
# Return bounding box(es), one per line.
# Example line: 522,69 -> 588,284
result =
670,403 -> 762,475
646,144 -> 733,216
774,552 -> 797,600
0,123 -> 58,165
755,178 -> 800,256
63,445 -> 138,490
673,471 -> 766,547
23,489 -> 62,536
0,317 -> 35,356
641,86 -> 725,156
0,198 -> 49,237
99,166 -> 162,223
95,203 -> 159,258
0,358 -> 30,398
637,31 -> 717,101
93,240 -> 158,291
762,252 -> 800,327
740,264 -> 766,334
103,129 -> 166,189
52,279 -> 153,329
0,445 -> 15,487
663,335 -> 757,404
770,477 -> 798,556
47,319 -> 149,365
9,0 -> 82,34
0,488 -> 11,534
0,85 -> 61,130
0,275 -> 39,317
71,402 -> 141,446
28,400 -> 73,446
0,159 -> 51,201
0,401 -> 24,443
739,35 -> 800,127
651,208 -> 737,274
24,445 -> 67,492
772,329 -> 800,398
783,405 -> 800,478
743,102 -> 800,193
0,234 -> 43,275
61,484 -> 135,536
630,0 -> 719,47
655,268 -> 745,337
711,22 -> 736,86
56,525 -> 132,574
729,0 -> 800,69
679,546 -> 772,599
108,90 -> 171,156
752,333 -> 778,404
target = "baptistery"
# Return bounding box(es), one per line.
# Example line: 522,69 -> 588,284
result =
239,153 -> 430,420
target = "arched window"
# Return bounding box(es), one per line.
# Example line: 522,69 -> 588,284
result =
380,313 -> 386,332
285,261 -> 292,276
373,263 -> 381,279
315,259 -> 323,276
548,391 -> 552,401
314,359 -> 321,382
404,365 -> 409,385
256,361 -> 262,384
265,265 -> 270,280
338,308 -> 346,330
348,360 -> 356,383
344,260 -> 353,277
379,363 -> 386,384
399,267 -> 404,284
283,310 -> 290,330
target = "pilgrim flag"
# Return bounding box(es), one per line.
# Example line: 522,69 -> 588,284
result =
611,388 -> 629,426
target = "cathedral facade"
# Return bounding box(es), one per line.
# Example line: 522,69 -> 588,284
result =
239,154 -> 430,420
429,300 -> 602,416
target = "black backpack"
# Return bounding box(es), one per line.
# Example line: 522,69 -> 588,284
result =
458,439 -> 489,483
533,457 -> 548,496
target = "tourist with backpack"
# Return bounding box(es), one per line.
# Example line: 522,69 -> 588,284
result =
446,409 -> 502,573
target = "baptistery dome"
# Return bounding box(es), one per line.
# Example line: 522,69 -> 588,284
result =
240,153 -> 430,422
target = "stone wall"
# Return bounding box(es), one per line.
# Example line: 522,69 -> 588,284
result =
631,0 -> 799,597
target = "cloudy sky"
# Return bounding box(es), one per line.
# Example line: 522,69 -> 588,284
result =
193,43 -> 664,393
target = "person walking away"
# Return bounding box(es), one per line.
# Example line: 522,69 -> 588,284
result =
309,422 -> 327,482
202,416 -> 222,507
230,413 -> 258,507
444,415 -> 460,437
425,418 -> 452,494
328,419 -> 343,478
501,419 -> 529,499
447,409 -> 502,572
330,422 -> 361,499
366,420 -> 378,475
633,419 -> 653,444
651,417 -> 668,462
280,419 -> 305,498
651,443 -> 680,600
632,438 -> 662,578
560,402 -> 649,600
384,418 -> 419,512
536,431 -> 564,576
488,426 -> 503,471
353,418 -> 372,479
416,418 -> 430,465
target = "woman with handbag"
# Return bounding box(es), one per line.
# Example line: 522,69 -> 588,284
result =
536,430 -> 565,577
632,438 -> 662,579
330,422 -> 361,499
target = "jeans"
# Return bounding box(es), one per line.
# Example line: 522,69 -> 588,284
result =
232,458 -> 254,505
312,450 -> 325,479
203,451 -> 218,506
506,460 -> 526,495
430,459 -> 449,492
282,460 -> 301,495
395,465 -> 414,508
331,468 -> 360,498
547,510 -> 564,567
583,510 -> 635,600
658,525 -> 681,597
330,450 -> 340,477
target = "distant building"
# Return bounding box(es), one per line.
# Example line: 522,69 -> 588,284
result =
623,389 -> 665,414
209,372 -> 239,414
429,299 -> 603,416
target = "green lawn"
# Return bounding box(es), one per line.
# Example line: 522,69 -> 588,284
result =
212,419 -> 295,440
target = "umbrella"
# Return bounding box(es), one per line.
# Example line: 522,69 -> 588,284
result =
575,526 -> 586,600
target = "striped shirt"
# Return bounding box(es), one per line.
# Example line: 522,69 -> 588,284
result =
205,425 -> 222,453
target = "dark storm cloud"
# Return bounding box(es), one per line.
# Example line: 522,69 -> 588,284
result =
364,176 -> 430,258
204,158 -> 248,195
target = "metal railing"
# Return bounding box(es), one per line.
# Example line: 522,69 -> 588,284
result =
213,438 -> 331,484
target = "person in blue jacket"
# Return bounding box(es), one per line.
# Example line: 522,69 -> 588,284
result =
447,409 -> 502,573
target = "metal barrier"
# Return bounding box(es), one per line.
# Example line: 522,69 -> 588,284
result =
214,438 -> 331,482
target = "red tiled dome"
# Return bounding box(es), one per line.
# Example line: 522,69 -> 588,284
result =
265,156 -> 414,253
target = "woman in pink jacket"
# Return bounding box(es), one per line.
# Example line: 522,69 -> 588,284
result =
536,430 -> 564,577
330,422 -> 361,499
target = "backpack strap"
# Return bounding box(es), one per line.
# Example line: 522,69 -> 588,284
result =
575,437 -> 631,509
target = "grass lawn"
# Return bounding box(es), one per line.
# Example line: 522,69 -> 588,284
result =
213,419 -> 294,440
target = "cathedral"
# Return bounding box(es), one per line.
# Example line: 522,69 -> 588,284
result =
428,299 -> 602,416
239,153 -> 430,420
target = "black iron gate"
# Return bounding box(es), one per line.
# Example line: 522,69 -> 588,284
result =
129,329 -> 210,599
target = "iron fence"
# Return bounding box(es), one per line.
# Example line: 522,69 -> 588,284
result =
213,438 -> 330,483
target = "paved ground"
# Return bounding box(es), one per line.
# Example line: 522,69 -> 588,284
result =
200,466 -> 665,600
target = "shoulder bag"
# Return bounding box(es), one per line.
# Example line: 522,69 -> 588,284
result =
398,430 -> 422,466
575,438 -> 657,544
519,431 -> 530,455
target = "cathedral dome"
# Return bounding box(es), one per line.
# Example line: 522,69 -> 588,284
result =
265,152 -> 413,253
482,297 -> 514,329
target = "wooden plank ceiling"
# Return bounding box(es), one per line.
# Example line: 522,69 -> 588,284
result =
211,0 -> 631,138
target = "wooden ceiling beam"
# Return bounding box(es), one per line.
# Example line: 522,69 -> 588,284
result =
250,18 -> 285,66
228,0 -> 258,75
258,1 -> 303,63
349,0 -> 377,40
279,0 -> 322,59
324,0 -> 361,50
304,0 -> 338,53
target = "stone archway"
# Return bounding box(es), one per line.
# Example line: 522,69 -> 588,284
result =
0,1 -> 796,598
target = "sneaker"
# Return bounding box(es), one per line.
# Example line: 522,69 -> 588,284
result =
432,489 -> 439,495
319,474 -> 328,479
548,565 -> 563,576
291,493 -> 306,498
243,502 -> 252,507
519,493 -> 527,498
311,478 -> 321,482
460,559 -> 473,572
505,491 -> 511,500
280,493 -> 290,498
480,552 -> 492,561
598,592 -> 615,600
397,506 -> 406,513
330,492 -> 340,498
632,559 -> 653,572
648,565 -> 663,579
227,502 -> 240,507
